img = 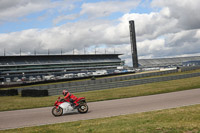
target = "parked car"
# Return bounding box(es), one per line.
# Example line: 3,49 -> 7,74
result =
92,70 -> 107,76
29,76 -> 36,81
16,79 -> 22,82
44,75 -> 55,80
36,76 -> 42,81
64,73 -> 74,78
13,77 -> 19,82
77,73 -> 87,77
6,78 -> 11,82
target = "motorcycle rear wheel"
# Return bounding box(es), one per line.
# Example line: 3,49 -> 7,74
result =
52,107 -> 63,117
78,103 -> 88,113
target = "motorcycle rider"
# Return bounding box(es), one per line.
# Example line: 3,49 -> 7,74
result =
62,89 -> 79,109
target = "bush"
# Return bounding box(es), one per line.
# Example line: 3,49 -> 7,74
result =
0,89 -> 18,96
21,89 -> 48,97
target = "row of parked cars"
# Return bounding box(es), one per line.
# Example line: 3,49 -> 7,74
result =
5,76 -> 42,83
4,69 -> 134,83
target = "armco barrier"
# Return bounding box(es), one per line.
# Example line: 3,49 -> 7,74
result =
14,69 -> 200,95
15,70 -> 177,92
181,66 -> 200,72
21,89 -> 48,97
0,89 -> 18,96
47,72 -> 200,95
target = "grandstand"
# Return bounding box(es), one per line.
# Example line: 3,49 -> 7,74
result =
139,56 -> 200,68
0,54 -> 124,82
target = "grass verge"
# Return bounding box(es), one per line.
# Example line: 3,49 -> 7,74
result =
2,104 -> 200,133
0,76 -> 200,111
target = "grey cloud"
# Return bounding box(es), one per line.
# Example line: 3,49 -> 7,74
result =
151,0 -> 200,30
137,29 -> 200,59
165,30 -> 198,47
80,0 -> 140,18
1,0 -> 200,66
0,0 -> 75,23
53,0 -> 141,26
164,29 -> 200,55
120,10 -> 180,41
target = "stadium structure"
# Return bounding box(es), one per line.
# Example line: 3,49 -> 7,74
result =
0,54 -> 124,82
138,56 -> 200,68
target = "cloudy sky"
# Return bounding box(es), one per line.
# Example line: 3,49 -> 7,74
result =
0,0 -> 200,66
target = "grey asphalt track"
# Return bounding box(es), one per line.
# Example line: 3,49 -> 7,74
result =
0,88 -> 200,130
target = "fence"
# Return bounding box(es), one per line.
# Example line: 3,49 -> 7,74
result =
46,72 -> 200,95
180,66 -> 200,72
16,69 -> 178,93
15,68 -> 200,95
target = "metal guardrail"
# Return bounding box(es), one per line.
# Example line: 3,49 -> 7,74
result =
16,69 -> 178,93
15,66 -> 200,95
180,66 -> 200,72
47,72 -> 200,95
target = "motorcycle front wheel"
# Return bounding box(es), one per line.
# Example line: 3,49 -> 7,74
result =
78,103 -> 88,113
52,107 -> 63,117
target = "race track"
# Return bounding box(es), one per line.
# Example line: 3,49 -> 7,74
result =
1,88 -> 200,130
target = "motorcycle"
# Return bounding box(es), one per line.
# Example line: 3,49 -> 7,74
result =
52,96 -> 88,117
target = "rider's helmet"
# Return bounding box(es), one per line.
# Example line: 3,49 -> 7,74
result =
62,89 -> 68,96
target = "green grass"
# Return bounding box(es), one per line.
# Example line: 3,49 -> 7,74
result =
1,76 -> 200,111
2,104 -> 200,133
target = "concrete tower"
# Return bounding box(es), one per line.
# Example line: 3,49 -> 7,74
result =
129,20 -> 139,68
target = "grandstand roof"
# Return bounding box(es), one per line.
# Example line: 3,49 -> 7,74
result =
138,56 -> 200,67
0,54 -> 122,66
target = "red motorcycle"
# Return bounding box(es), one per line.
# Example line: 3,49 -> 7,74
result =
52,97 -> 88,117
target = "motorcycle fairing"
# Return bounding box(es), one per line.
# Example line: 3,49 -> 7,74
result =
76,97 -> 86,102
59,102 -> 74,114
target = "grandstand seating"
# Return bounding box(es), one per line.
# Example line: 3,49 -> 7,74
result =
139,56 -> 200,67
0,54 -> 123,81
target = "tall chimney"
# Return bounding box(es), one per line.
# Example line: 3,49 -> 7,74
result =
129,20 -> 139,68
